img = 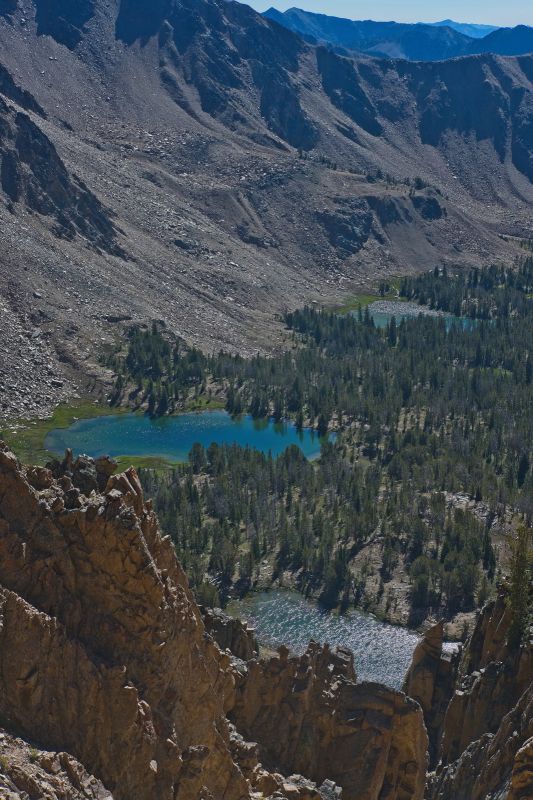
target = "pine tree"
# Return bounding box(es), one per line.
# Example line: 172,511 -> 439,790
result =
507,525 -> 532,649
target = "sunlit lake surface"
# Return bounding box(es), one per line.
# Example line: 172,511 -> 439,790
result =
227,589 -> 422,688
45,410 -> 329,462
364,300 -> 476,330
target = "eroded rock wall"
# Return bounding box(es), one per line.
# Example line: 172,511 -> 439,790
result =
402,590 -> 533,800
0,443 -> 431,800
232,642 -> 428,800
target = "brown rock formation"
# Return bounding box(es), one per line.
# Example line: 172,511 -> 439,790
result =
509,734 -> 533,800
401,588 -> 533,799
0,442 -> 431,800
429,681 -> 533,800
437,592 -> 532,768
231,642 -> 428,800
402,621 -> 457,765
0,442 -> 248,800
3,441 -> 529,800
202,605 -> 259,661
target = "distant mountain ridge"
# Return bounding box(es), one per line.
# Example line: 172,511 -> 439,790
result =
263,7 -> 533,61
430,19 -> 499,39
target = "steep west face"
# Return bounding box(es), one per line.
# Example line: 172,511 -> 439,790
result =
113,0 -> 533,181
0,91 -> 120,253
127,0 -> 319,150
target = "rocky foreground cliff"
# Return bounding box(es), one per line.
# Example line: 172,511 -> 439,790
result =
0,443 -> 531,799
404,594 -> 533,799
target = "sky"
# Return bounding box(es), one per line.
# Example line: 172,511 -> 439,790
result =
243,0 -> 533,28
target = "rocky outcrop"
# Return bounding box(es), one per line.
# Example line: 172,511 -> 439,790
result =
1,441 -> 530,800
316,200 -> 373,257
316,48 -> 382,137
202,605 -> 259,662
232,642 -> 428,800
429,681 -> 533,800
0,727 -> 112,800
402,622 -> 457,765
437,592 -> 532,769
509,734 -> 533,800
401,590 -> 533,799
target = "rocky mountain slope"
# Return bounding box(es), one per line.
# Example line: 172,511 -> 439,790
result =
0,0 -> 532,419
0,443 -> 531,799
265,9 -> 533,61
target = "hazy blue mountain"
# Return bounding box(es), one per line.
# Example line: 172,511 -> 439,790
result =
264,7 -> 533,61
430,19 -> 499,39
263,7 -> 471,61
468,24 -> 533,56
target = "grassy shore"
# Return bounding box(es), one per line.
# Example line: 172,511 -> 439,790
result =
0,401 -> 123,466
0,399 -> 215,470
113,454 -> 181,471
333,281 -> 405,315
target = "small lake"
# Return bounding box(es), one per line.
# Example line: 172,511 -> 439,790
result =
227,590 -> 421,688
44,410 -> 328,463
361,300 -> 475,330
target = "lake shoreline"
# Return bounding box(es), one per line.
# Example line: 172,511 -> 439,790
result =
43,409 -> 330,467
226,588 -> 423,688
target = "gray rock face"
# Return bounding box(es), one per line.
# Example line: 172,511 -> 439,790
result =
34,0 -> 96,49
316,201 -> 373,256
0,97 -> 120,253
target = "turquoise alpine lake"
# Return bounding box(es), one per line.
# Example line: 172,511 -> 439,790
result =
44,410 -> 329,462
227,590 -> 422,688
362,300 -> 476,330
